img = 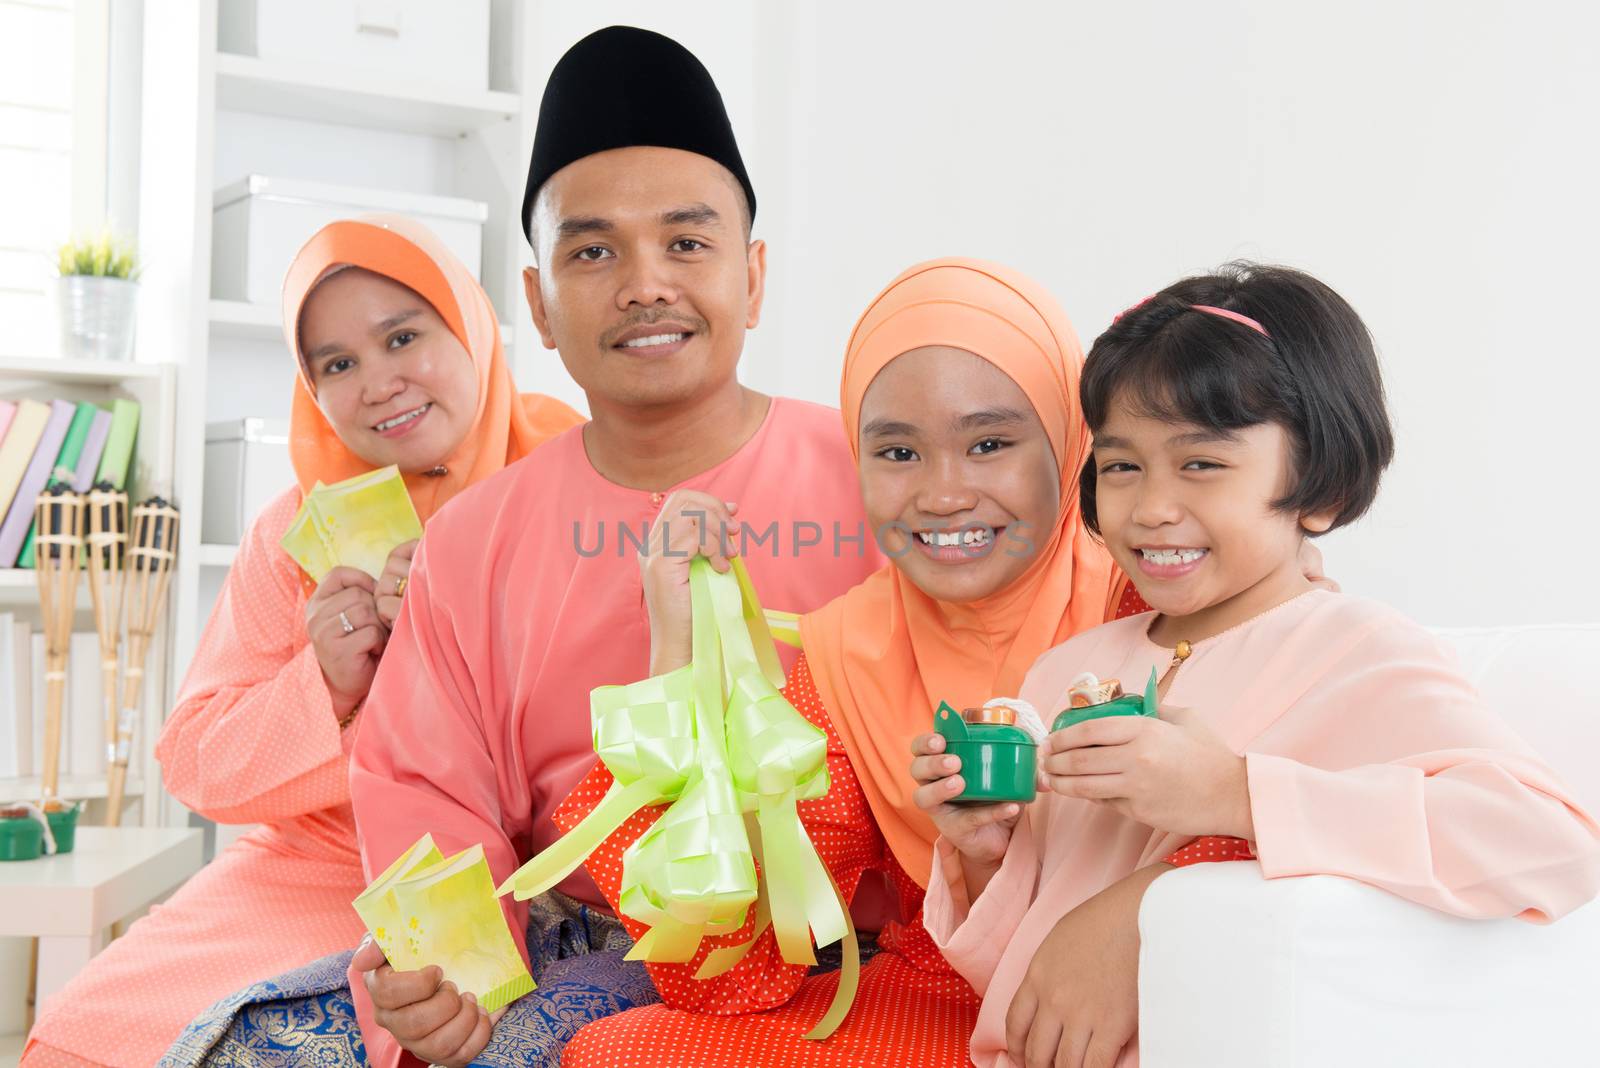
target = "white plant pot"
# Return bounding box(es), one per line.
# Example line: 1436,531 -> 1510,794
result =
57,275 -> 138,361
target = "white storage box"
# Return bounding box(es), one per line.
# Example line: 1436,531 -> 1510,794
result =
218,0 -> 491,92
211,175 -> 488,305
203,418 -> 295,545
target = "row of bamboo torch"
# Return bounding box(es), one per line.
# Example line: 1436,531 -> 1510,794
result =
33,483 -> 178,826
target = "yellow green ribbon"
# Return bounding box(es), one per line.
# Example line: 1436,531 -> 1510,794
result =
764,607 -> 803,649
494,665 -> 699,902
494,557 -> 858,1038
617,559 -> 759,961
709,564 -> 844,966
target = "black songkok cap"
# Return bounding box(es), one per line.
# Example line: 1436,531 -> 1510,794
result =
521,26 -> 757,245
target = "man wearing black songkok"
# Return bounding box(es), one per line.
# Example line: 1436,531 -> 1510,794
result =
348,26 -> 881,1068
522,25 -> 757,245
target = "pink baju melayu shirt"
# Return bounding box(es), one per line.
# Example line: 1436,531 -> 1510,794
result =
926,590 -> 1600,1068
348,398 -> 884,1068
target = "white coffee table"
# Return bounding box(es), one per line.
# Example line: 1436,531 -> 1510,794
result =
0,825 -> 204,1010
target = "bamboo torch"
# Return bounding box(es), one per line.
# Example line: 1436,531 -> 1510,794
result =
33,485 -> 84,806
105,496 -> 178,826
84,483 -> 128,795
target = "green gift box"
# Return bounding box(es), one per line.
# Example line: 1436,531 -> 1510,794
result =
0,812 -> 44,861
1052,668 -> 1161,732
934,702 -> 1038,804
45,802 -> 81,854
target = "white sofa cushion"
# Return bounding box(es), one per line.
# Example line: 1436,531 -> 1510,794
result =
1137,622 -> 1600,1066
1431,624 -> 1600,814
1139,861 -> 1600,1067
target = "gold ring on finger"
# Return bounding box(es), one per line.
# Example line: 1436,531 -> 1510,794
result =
395,575 -> 407,597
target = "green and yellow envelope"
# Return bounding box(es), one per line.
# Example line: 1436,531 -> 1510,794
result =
280,466 -> 423,583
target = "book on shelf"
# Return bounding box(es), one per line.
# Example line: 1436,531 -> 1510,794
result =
0,396 -> 139,572
17,401 -> 103,568
0,626 -> 125,786
0,399 -> 75,567
73,407 -> 113,491
95,398 -> 141,490
0,398 -> 51,523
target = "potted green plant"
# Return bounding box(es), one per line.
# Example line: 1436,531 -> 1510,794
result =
56,229 -> 140,361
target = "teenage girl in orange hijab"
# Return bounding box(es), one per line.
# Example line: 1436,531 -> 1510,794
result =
553,258 -> 1156,1066
22,216 -> 579,1068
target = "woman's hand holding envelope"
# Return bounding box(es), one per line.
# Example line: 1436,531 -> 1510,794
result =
306,566 -> 385,720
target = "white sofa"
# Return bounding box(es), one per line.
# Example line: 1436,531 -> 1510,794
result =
1138,624 -> 1600,1066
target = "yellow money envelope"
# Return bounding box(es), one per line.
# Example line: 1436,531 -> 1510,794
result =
352,834 -> 534,1013
280,466 -> 423,582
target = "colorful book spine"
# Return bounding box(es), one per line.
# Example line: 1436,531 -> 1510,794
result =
94,398 -> 140,490
0,399 -> 51,522
53,403 -> 100,483
0,399 -> 74,568
0,401 -> 16,448
17,402 -> 100,568
71,408 -> 114,492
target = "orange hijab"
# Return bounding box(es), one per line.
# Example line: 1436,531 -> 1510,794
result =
280,214 -> 581,523
800,258 -> 1118,885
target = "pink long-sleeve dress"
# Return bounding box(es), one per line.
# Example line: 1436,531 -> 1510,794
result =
925,590 -> 1600,1067
22,488 -> 370,1068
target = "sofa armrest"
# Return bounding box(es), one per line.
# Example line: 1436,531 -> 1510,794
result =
1137,862 -> 1600,1067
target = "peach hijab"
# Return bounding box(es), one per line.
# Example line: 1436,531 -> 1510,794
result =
280,214 -> 581,523
800,258 -> 1117,885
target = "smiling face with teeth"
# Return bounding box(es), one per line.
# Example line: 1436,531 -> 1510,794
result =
858,347 -> 1060,604
524,147 -> 765,416
299,268 -> 478,473
1091,394 -> 1334,644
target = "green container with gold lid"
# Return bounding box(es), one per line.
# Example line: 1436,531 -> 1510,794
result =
934,701 -> 1037,804
0,808 -> 44,862
1052,668 -> 1161,732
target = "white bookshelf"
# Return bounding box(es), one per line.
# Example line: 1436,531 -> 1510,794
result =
0,569 -> 91,606
213,52 -> 522,137
0,774 -> 144,806
206,297 -> 278,340
0,356 -> 166,386
133,1 -> 556,830
0,359 -> 179,825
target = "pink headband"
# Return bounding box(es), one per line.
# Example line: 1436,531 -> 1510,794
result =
1113,297 -> 1271,339
1189,304 -> 1270,337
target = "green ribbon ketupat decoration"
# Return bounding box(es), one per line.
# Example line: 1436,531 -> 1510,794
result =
496,557 -> 858,1039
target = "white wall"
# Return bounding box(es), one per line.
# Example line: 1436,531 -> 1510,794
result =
528,0 -> 1598,627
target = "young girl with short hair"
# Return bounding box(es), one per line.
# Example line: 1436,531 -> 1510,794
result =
915,263 -> 1600,1068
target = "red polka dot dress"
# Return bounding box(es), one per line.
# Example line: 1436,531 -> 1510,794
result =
555,577 -> 1248,1066
556,654 -> 981,1067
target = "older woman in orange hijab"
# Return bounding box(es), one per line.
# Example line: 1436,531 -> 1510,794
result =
21,216 -> 579,1068
551,259 -> 1151,1067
